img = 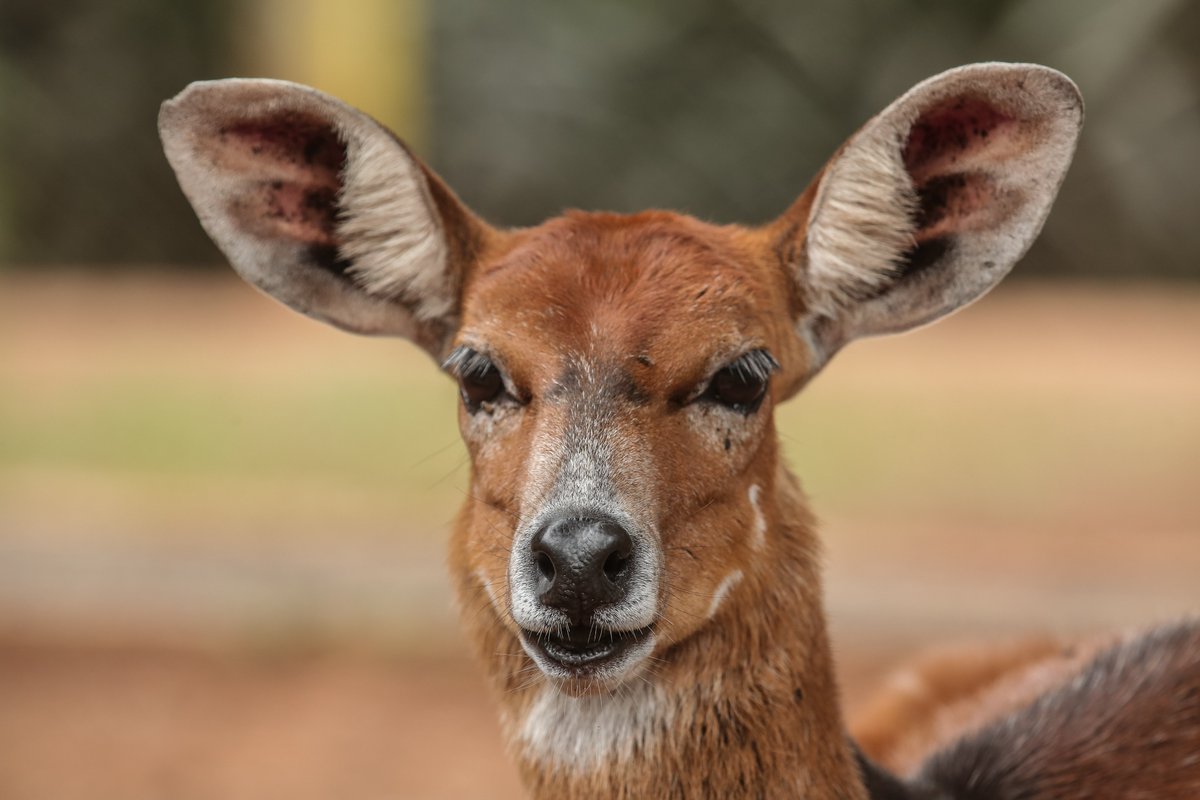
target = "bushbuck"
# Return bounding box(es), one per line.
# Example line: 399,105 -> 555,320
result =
160,63 -> 1199,799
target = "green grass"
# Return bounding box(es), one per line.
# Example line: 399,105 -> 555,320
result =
3,278 -> 1198,542
3,374 -> 456,482
4,364 -> 1196,539
782,387 -> 1198,520
0,367 -> 469,533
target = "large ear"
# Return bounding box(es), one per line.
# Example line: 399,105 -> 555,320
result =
159,79 -> 491,359
776,63 -> 1083,374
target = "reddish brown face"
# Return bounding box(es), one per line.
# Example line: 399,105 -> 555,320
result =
447,211 -> 807,689
161,65 -> 1083,697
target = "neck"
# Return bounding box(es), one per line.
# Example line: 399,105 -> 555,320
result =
451,465 -> 867,800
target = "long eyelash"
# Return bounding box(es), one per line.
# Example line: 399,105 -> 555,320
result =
729,348 -> 780,382
443,346 -> 496,378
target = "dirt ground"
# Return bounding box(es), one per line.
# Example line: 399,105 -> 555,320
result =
1,274 -> 1198,799
0,634 -> 932,800
0,639 -> 522,800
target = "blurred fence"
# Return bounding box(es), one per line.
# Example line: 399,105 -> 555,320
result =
0,0 -> 1197,277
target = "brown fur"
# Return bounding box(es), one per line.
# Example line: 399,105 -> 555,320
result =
154,65 -> 1200,800
915,621 -> 1200,799
454,464 -> 863,798
852,636 -> 1100,774
446,211 -> 860,797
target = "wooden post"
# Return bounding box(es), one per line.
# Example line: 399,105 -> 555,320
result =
234,0 -> 428,150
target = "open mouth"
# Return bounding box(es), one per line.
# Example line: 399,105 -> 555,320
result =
520,625 -> 653,672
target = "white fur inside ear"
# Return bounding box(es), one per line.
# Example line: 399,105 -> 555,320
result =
800,63 -> 1083,338
336,128 -> 453,323
803,128 -> 918,318
159,78 -> 464,350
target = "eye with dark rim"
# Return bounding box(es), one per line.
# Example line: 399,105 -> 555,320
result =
700,348 -> 780,414
443,346 -> 513,413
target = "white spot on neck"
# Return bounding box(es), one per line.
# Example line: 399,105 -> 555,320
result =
748,483 -> 767,551
519,681 -> 669,770
706,569 -> 744,619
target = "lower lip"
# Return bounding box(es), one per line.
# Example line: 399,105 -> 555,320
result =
521,626 -> 652,671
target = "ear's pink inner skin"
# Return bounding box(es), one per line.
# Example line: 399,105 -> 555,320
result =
218,116 -> 347,245
904,97 -> 1020,243
903,96 -> 1014,177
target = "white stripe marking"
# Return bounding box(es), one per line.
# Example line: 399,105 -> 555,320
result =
748,483 -> 766,550
707,570 -> 744,619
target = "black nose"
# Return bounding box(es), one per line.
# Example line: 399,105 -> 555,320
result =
530,516 -> 634,623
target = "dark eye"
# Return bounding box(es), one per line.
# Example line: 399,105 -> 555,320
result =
701,349 -> 778,414
444,346 -> 513,413
460,362 -> 504,411
708,368 -> 766,409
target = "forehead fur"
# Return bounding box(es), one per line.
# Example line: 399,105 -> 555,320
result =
461,211 -> 793,374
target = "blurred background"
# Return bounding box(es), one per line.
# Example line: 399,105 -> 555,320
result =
1,1 -> 1197,798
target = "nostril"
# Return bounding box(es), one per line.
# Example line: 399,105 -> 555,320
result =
535,551 -> 556,583
531,515 -> 634,613
602,549 -> 630,584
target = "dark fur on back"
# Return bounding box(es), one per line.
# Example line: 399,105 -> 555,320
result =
867,619 -> 1200,800
856,745 -> 938,800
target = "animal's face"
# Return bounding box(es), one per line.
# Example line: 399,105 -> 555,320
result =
448,212 -> 805,687
159,64 -> 1082,693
